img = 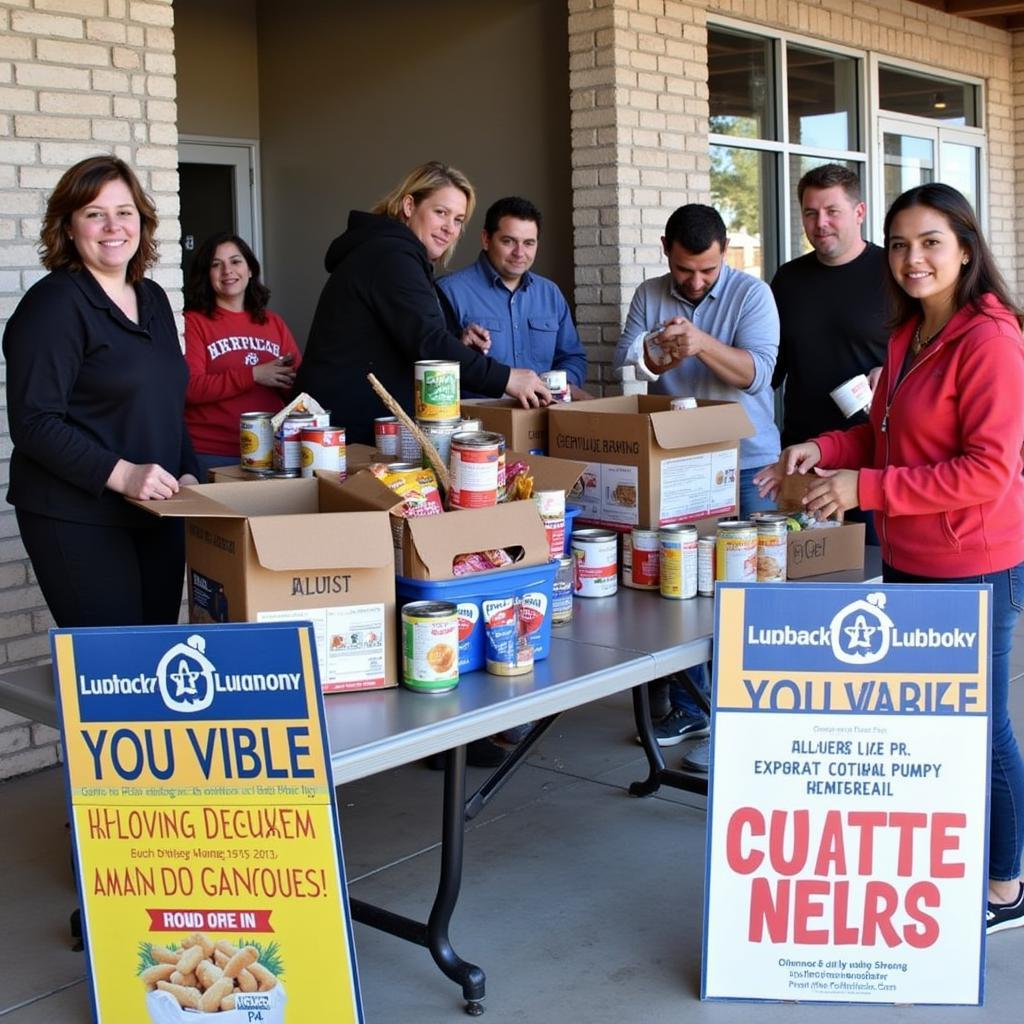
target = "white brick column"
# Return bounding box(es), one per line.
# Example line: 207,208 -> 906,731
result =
0,0 -> 180,779
568,0 -> 711,394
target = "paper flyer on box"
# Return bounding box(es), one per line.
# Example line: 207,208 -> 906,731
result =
51,622 -> 363,1024
702,583 -> 991,1006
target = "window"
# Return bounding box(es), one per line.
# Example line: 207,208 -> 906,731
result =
707,22 -> 986,277
708,26 -> 865,280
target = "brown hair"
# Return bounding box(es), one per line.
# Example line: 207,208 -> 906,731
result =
39,155 -> 158,284
371,161 -> 475,268
797,163 -> 863,205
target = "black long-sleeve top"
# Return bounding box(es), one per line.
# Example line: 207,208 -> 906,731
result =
293,211 -> 511,444
3,267 -> 197,527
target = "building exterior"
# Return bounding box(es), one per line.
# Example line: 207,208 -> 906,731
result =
0,0 -> 1021,778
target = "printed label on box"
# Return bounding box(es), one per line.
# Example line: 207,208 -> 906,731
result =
258,602 -> 386,691
573,462 -> 638,528
659,449 -> 738,524
188,570 -> 230,622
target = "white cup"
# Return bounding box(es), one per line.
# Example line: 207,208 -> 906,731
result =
829,374 -> 872,418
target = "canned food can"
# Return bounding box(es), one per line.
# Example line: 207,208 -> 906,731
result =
627,528 -> 660,590
398,419 -> 422,463
418,417 -> 462,470
299,426 -> 346,479
401,600 -> 459,693
540,369 -> 571,403
755,515 -> 788,582
273,412 -> 316,472
670,396 -> 698,410
534,489 -> 566,561
571,528 -> 618,598
449,431 -> 501,509
415,360 -> 460,421
659,524 -> 698,599
374,416 -> 400,457
458,417 -> 482,433
698,536 -> 716,596
716,521 -> 758,582
240,411 -> 273,470
484,597 -> 534,676
551,555 -> 575,624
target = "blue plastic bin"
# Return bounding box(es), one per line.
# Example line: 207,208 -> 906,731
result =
396,560 -> 558,673
564,503 -> 583,553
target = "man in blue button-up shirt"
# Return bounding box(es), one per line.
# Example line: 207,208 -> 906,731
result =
439,197 -> 587,395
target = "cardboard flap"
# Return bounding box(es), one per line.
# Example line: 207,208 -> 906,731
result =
127,486 -> 249,520
508,451 -> 586,495
328,468 -> 408,513
407,502 -> 547,577
649,400 -> 754,449
247,511 -> 394,571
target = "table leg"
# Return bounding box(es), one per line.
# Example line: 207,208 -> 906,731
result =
349,744 -> 486,1016
629,682 -> 708,798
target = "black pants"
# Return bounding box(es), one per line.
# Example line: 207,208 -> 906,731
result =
16,510 -> 185,627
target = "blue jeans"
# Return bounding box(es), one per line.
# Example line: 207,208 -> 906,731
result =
885,561 -> 1024,882
669,469 -> 776,720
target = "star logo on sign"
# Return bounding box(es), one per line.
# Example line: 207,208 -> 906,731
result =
169,658 -> 202,698
843,615 -> 878,650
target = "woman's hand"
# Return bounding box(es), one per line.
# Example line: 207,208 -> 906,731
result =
107,459 -> 180,500
253,357 -> 296,389
803,468 -> 860,520
505,368 -> 552,409
752,442 -> 823,500
460,323 -> 491,354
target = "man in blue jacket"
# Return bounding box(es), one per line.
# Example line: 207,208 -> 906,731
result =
439,196 -> 587,395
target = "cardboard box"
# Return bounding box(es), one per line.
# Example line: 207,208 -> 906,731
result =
547,395 -> 753,533
132,477 -> 397,692
333,451 -> 586,580
775,474 -> 865,578
209,443 -> 377,483
461,399 -> 549,453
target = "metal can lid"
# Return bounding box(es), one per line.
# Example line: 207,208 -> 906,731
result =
718,520 -> 757,532
375,416 -> 399,424
417,417 -> 463,430
285,412 -> 316,422
272,469 -> 301,478
415,360 -> 459,369
631,528 -> 660,540
571,528 -> 618,542
557,554 -> 574,568
402,600 -> 457,618
698,535 -> 716,547
659,524 -> 698,538
749,511 -> 788,522
451,430 -> 503,448
240,411 -> 272,421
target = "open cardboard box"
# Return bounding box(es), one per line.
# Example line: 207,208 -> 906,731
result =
776,474 -> 865,579
332,451 -> 586,580
547,395 -> 753,534
461,398 -> 550,453
130,476 -> 397,692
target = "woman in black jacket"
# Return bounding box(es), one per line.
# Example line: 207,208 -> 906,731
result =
3,155 -> 199,627
294,161 -> 550,443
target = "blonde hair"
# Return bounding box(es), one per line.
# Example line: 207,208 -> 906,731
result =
372,161 -> 475,268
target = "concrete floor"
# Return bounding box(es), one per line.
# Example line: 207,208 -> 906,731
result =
3,676 -> 1024,1023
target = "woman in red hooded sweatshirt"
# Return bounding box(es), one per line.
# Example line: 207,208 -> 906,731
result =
756,183 -> 1024,934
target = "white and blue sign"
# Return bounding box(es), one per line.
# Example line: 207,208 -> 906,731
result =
702,583 -> 991,1006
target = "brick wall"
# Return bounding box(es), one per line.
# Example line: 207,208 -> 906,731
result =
0,0 -> 180,780
567,0 -> 1021,393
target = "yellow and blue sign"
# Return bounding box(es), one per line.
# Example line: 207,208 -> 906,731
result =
703,584 -> 990,1006
52,622 -> 363,1024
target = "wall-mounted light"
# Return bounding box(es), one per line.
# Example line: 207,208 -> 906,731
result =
932,92 -> 948,111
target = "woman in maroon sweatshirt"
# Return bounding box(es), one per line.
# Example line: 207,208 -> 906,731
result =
757,183 -> 1024,934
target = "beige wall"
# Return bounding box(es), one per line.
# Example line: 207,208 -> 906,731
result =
254,0 -> 573,345
175,0 -> 259,139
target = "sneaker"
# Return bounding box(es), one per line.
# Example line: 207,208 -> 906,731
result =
987,882 -> 1024,934
500,723 -> 534,745
680,736 -> 710,773
652,708 -> 709,747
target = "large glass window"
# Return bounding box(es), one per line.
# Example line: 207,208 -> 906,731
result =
709,29 -> 775,139
787,45 -> 858,151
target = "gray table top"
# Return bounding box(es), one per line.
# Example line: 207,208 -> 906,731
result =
0,547 -> 882,785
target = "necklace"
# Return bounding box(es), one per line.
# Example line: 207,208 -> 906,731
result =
911,321 -> 948,356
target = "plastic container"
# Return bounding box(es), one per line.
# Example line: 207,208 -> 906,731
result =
563,503 -> 583,553
396,560 -> 558,673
